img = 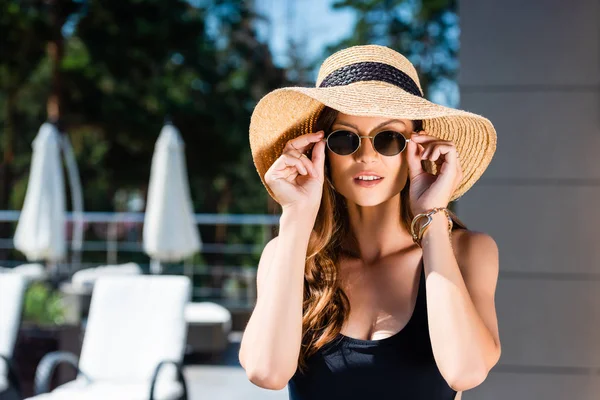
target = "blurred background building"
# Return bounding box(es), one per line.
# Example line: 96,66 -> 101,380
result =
457,0 -> 600,399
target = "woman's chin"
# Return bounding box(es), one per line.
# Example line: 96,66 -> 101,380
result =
342,192 -> 391,208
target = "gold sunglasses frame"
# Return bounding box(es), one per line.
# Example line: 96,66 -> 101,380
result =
324,129 -> 413,156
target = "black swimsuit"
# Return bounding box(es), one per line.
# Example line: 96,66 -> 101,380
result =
288,260 -> 457,399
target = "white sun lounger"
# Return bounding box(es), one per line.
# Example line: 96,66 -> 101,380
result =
27,275 -> 191,400
70,262 -> 142,291
0,274 -> 28,400
0,263 -> 48,283
184,302 -> 232,356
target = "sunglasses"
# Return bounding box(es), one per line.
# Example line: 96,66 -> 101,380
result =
325,129 -> 412,156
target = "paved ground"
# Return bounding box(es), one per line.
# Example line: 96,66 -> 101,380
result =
183,332 -> 289,400
184,365 -> 289,400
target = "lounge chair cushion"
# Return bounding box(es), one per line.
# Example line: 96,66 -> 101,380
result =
0,275 -> 28,381
71,263 -> 142,290
26,377 -> 184,400
78,276 -> 189,383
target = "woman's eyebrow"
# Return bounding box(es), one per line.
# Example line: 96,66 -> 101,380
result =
333,121 -> 359,129
333,119 -> 407,131
372,119 -> 406,131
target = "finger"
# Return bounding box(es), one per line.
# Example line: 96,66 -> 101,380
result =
272,153 -> 308,177
406,136 -> 424,180
286,147 -> 316,177
283,154 -> 309,176
284,131 -> 324,154
424,143 -> 456,162
410,132 -> 446,146
423,145 -> 461,178
268,161 -> 299,183
411,133 -> 437,141
430,147 -> 442,162
311,138 -> 326,180
442,145 -> 460,167
420,141 -> 451,160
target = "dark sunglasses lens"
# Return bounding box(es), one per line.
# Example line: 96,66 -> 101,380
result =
327,130 -> 359,155
374,131 -> 407,156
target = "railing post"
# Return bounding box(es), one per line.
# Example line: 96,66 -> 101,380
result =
107,218 -> 118,265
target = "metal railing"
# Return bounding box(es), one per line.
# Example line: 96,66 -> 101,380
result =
0,210 -> 281,309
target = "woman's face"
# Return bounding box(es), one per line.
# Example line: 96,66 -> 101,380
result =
326,113 -> 415,207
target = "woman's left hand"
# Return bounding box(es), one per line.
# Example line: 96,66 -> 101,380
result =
406,131 -> 463,216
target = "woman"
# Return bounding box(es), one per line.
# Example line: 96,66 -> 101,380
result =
240,44 -> 501,400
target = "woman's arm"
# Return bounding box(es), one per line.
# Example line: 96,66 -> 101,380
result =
239,210 -> 314,390
420,212 -> 502,392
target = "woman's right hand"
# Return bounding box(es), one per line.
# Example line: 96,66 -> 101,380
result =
264,130 -> 327,213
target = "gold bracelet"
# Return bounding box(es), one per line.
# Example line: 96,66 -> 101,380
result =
410,207 -> 453,247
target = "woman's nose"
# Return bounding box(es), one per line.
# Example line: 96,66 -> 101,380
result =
355,136 -> 378,163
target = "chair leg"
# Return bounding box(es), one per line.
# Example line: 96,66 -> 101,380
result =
0,355 -> 22,400
0,386 -> 22,400
149,360 -> 188,400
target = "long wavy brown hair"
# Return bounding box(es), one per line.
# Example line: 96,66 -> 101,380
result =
297,106 -> 468,374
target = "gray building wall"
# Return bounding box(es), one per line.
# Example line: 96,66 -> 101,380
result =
457,0 -> 600,399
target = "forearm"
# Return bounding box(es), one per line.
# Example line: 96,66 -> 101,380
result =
420,213 -> 500,390
241,211 -> 313,386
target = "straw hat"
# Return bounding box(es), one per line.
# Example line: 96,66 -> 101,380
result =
249,44 -> 496,203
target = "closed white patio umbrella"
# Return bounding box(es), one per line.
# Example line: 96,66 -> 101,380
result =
14,123 -> 66,263
143,122 -> 201,273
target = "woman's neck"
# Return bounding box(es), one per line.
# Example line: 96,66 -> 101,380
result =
344,193 -> 415,264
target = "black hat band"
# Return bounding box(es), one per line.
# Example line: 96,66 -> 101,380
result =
318,61 -> 423,97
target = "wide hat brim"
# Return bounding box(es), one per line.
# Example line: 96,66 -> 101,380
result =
249,80 -> 497,203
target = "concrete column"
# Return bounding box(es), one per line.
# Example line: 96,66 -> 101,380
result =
457,1 -> 600,399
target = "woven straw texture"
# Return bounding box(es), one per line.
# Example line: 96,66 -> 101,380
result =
249,44 -> 497,203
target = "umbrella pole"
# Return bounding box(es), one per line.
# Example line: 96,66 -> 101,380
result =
46,260 -> 59,282
150,259 -> 162,274
60,134 -> 84,273
184,257 -> 192,279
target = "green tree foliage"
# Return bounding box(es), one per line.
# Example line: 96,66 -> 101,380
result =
23,282 -> 66,326
0,0 -> 50,212
0,0 -> 288,267
1,0 -> 287,210
62,0 -> 287,215
327,0 -> 458,99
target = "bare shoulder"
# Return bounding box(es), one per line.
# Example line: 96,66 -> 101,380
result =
451,229 -> 499,275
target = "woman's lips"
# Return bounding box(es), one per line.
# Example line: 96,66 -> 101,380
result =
353,177 -> 384,188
